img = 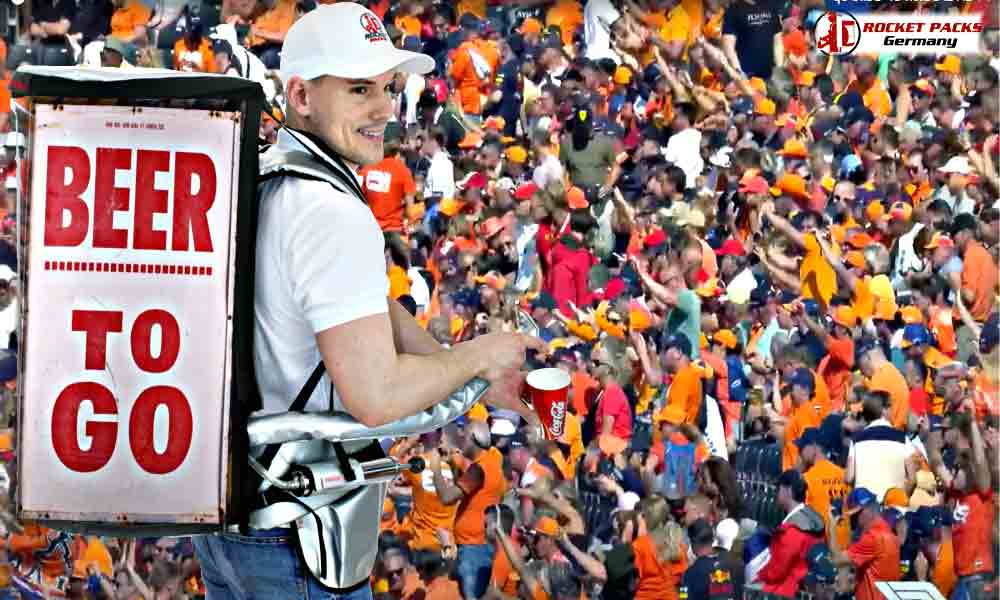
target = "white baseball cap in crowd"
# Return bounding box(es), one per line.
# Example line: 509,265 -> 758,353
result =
714,518 -> 739,551
280,2 -> 435,83
614,491 -> 640,513
938,155 -> 972,175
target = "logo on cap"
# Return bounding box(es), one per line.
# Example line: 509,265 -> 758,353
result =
360,12 -> 387,43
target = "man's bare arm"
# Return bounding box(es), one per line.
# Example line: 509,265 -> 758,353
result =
318,314 -> 542,427
389,298 -> 440,355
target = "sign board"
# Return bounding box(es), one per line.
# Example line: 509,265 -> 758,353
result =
19,103 -> 241,526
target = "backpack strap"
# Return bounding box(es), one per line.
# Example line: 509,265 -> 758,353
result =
254,361 -> 326,478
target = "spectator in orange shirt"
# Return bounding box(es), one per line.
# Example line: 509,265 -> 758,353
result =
951,213 -> 998,360
393,433 -> 459,552
810,306 -> 856,412
412,550 -> 461,600
245,0 -> 296,68
859,340 -> 911,430
109,0 -> 151,45
849,56 -> 892,118
831,488 -> 901,600
485,503 -> 521,598
427,420 -> 507,600
448,14 -> 491,121
798,427 -> 848,537
173,18 -> 214,72
910,506 -> 957,599
659,334 -> 703,426
360,138 -> 417,258
927,397 -> 995,599
776,368 -> 823,471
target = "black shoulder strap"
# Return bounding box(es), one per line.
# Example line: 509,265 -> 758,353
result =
255,361 -> 325,472
290,361 -> 327,414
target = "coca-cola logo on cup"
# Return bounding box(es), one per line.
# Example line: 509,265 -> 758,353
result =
549,400 -> 566,437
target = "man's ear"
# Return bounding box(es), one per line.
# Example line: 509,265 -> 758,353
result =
285,76 -> 311,121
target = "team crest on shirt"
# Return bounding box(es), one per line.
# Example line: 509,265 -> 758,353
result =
709,567 -> 735,595
711,569 -> 731,584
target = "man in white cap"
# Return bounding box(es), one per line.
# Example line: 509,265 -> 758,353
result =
192,3 -> 542,598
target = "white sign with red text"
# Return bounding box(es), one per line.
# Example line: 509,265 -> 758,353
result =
20,104 -> 240,524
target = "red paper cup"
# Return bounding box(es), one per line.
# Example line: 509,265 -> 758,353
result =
525,368 -> 571,440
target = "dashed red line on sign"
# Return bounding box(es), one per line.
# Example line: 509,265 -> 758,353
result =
43,261 -> 213,276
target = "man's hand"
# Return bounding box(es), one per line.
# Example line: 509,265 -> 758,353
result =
595,474 -> 622,497
472,332 -> 546,420
425,446 -> 442,472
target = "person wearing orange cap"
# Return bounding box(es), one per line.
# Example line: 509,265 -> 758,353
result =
517,17 -> 544,46
494,514 -> 571,600
926,232 -> 962,291
503,145 -> 529,179
709,329 -> 747,442
751,97 -> 783,151
934,55 -> 966,98
778,138 -> 808,163
805,305 -> 856,412
546,0 -> 583,48
650,403 -> 709,499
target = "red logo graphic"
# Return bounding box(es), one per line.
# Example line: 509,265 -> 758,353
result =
360,12 -> 387,42
814,11 -> 861,56
360,13 -> 380,34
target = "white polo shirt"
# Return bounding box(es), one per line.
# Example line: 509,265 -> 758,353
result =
254,130 -> 389,416
848,418 -> 909,501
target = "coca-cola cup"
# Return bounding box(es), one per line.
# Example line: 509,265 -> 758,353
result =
525,368 -> 571,441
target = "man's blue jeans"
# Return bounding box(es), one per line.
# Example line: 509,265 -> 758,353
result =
456,543 -> 495,599
194,529 -> 373,600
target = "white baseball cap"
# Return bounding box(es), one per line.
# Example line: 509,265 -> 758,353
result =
714,518 -> 739,551
614,491 -> 640,513
280,2 -> 434,83
938,155 -> 972,175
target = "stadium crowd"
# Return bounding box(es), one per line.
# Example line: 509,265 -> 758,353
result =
0,0 -> 999,598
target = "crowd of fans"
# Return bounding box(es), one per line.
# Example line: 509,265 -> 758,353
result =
1,0 -> 1000,598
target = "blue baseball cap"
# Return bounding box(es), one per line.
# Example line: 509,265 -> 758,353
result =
805,543 -> 836,585
846,487 -> 878,515
788,367 -> 815,394
839,154 -> 863,179
731,95 -> 754,115
662,334 -> 693,359
903,323 -> 932,348
854,336 -> 880,363
795,427 -> 824,450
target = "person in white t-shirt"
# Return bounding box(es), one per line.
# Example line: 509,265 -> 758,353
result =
193,4 -> 543,598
